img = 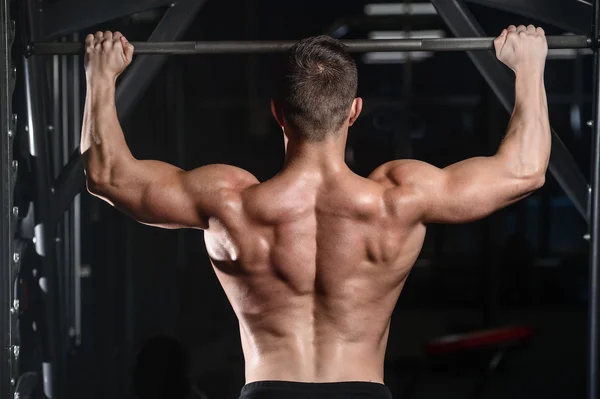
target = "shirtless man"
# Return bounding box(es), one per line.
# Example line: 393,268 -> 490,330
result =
81,24 -> 549,399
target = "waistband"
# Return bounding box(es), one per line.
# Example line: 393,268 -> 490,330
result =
240,380 -> 392,397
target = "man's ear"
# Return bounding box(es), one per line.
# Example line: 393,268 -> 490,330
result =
271,100 -> 284,127
349,97 -> 363,127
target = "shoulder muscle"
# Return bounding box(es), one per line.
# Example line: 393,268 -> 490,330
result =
185,164 -> 259,225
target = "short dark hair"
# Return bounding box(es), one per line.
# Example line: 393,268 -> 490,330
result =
274,35 -> 358,142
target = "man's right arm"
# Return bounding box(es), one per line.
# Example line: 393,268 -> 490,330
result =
370,25 -> 550,224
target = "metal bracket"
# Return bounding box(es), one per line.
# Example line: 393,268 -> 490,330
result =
9,113 -> 16,137
10,239 -> 26,284
18,202 -> 34,240
23,44 -> 32,58
9,114 -> 16,194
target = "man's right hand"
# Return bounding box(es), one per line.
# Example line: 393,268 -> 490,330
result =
85,31 -> 134,83
494,25 -> 547,74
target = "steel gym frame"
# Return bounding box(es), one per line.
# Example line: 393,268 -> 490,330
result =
1,0 -> 599,398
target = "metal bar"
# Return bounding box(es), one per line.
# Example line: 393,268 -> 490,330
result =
588,0 -> 600,397
31,0 -> 173,42
29,35 -> 592,55
465,0 -> 592,35
431,0 -> 590,221
51,54 -> 61,177
0,0 -> 14,398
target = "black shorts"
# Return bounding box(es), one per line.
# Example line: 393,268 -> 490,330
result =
239,380 -> 393,399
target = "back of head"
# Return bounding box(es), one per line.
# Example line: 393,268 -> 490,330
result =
274,35 -> 358,142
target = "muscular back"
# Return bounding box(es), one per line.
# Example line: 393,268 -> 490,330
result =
205,168 -> 427,383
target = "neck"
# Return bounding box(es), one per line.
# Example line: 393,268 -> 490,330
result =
284,133 -> 348,174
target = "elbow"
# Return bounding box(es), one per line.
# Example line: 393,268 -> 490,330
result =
84,152 -> 133,196
520,171 -> 546,195
531,173 -> 546,191
85,168 -> 112,196
509,160 -> 546,193
86,180 -> 105,197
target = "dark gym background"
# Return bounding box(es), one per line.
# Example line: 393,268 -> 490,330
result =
3,0 -> 597,398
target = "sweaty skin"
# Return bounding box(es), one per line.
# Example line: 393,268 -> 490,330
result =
82,26 -> 549,384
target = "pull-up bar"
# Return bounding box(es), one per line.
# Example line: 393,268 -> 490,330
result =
28,35 -> 592,55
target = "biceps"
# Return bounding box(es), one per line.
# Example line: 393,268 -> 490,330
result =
423,157 -> 534,224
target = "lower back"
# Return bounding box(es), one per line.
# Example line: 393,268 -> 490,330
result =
240,301 -> 391,384
232,246 -> 404,384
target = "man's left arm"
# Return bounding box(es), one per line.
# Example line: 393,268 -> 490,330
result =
82,31 -> 257,229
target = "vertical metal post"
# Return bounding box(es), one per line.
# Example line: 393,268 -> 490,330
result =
71,32 -> 82,345
24,0 -> 66,391
24,55 -> 60,399
52,53 -> 61,177
60,34 -> 72,350
0,0 -> 14,399
589,0 -> 600,398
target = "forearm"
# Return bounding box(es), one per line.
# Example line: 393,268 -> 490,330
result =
81,78 -> 133,189
496,70 -> 550,179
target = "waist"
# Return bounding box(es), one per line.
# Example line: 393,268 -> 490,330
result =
244,361 -> 386,386
240,380 -> 392,399
240,323 -> 389,383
